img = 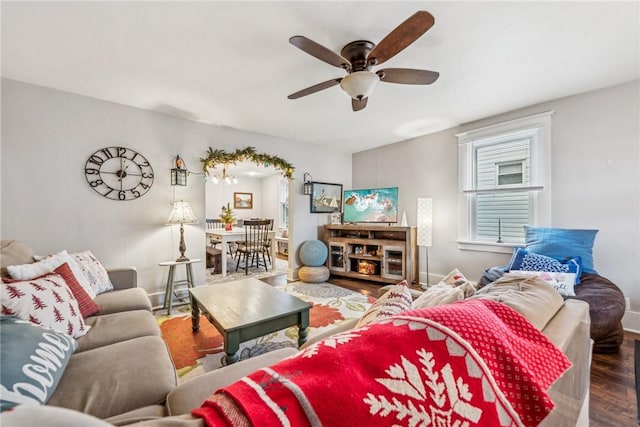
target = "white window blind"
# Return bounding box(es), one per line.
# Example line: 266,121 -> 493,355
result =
457,112 -> 553,253
474,138 -> 531,242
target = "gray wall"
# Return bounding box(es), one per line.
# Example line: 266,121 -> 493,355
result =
353,80 -> 640,330
1,78 -> 352,304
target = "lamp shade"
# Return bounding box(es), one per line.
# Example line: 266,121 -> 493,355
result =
340,71 -> 380,100
417,198 -> 432,247
166,200 -> 198,225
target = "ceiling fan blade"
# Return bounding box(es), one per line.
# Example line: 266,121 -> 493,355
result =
367,11 -> 435,66
289,36 -> 351,69
378,68 -> 439,85
288,78 -> 342,99
352,97 -> 368,112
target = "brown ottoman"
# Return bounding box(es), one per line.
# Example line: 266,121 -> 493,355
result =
570,273 -> 626,353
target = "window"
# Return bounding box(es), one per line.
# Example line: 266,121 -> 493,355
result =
496,160 -> 524,186
457,112 -> 553,253
279,179 -> 289,228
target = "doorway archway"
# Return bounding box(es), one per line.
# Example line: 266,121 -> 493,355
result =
201,147 -> 294,278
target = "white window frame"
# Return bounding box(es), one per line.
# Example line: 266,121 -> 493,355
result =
456,111 -> 553,253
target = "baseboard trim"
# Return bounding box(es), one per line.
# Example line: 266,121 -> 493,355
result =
623,309 -> 640,333
288,267 -> 300,282
419,272 -> 445,286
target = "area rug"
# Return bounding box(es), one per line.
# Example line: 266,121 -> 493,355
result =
157,281 -> 374,383
206,257 -> 288,285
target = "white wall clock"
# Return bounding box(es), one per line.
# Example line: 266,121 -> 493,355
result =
84,146 -> 154,201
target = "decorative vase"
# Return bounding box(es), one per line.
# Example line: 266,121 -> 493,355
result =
401,211 -> 408,226
225,222 -> 232,231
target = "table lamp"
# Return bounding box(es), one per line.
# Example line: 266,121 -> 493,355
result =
166,200 -> 198,262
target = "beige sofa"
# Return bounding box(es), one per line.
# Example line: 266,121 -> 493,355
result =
2,243 -> 592,426
0,240 -> 177,422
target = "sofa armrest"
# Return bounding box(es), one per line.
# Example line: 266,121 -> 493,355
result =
165,347 -> 297,416
108,267 -> 138,290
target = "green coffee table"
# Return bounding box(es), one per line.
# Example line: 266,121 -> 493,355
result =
189,277 -> 310,365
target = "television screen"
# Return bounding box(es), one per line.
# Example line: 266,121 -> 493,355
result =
342,187 -> 399,223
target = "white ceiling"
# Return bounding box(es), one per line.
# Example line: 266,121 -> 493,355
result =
2,1 -> 639,154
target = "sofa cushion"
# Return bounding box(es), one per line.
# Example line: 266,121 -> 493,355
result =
0,316 -> 78,411
471,272 -> 564,330
0,240 -> 35,278
70,250 -> 114,295
93,288 -> 151,315
79,310 -> 160,352
47,336 -> 177,419
354,280 -> 412,328
165,347 -> 298,416
0,405 -> 112,427
104,405 -> 166,426
1,274 -> 90,338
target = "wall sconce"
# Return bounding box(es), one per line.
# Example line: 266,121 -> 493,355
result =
303,172 -> 313,195
171,155 -> 187,186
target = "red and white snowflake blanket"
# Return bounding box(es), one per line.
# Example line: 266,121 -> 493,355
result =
192,299 -> 571,427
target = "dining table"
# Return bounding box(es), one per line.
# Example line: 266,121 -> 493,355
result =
205,227 -> 277,277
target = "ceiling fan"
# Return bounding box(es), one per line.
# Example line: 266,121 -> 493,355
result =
288,11 -> 439,112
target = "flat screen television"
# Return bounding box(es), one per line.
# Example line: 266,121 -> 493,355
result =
342,187 -> 399,223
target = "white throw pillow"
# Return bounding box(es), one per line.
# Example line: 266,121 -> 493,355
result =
438,268 -> 468,286
435,268 -> 476,298
8,250 -> 96,299
508,270 -> 576,297
70,250 -> 113,295
1,273 -> 90,338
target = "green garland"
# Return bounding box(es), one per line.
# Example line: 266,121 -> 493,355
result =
200,147 -> 294,179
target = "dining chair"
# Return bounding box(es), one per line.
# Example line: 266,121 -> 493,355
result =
205,219 -> 224,246
205,219 -> 223,273
235,219 -> 271,274
262,219 -> 275,265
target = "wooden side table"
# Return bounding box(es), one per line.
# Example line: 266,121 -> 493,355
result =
159,258 -> 201,315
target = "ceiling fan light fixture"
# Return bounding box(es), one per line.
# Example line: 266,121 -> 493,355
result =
340,71 -> 379,100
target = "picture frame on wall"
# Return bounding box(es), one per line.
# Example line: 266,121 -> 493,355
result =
310,182 -> 342,213
234,192 -> 253,209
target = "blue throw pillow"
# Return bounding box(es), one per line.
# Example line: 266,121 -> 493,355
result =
0,316 -> 78,411
507,247 -> 583,284
524,226 -> 598,274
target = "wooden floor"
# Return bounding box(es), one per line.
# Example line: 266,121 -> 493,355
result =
262,274 -> 639,425
590,330 -> 639,427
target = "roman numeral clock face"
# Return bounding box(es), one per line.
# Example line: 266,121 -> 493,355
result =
85,147 -> 154,201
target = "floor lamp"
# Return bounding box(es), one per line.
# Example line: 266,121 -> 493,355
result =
417,198 -> 433,290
